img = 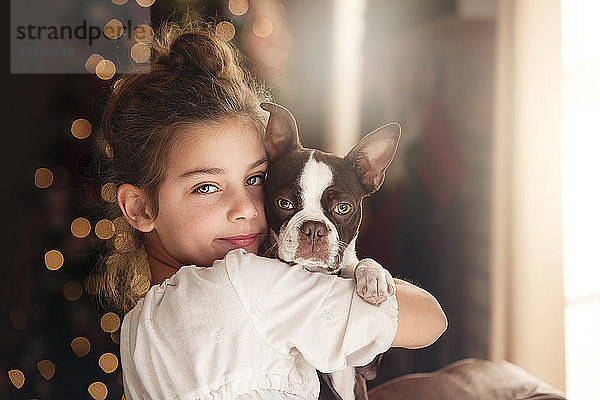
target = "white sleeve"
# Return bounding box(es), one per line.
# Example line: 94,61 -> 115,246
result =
223,249 -> 398,373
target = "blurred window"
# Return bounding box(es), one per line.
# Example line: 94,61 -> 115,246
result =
562,0 -> 600,398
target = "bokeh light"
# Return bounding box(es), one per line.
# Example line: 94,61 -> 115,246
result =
71,337 -> 91,357
216,21 -> 236,41
229,0 -> 249,16
111,331 -> 120,344
95,219 -> 116,240
37,360 -> 55,380
88,381 -> 108,400
85,54 -> 104,74
8,369 -> 25,389
130,43 -> 151,63
71,118 -> 92,139
71,217 -> 92,238
133,24 -> 154,44
34,168 -> 53,188
104,19 -> 124,39
112,0 -> 128,4
96,60 -> 116,80
253,16 -> 274,38
44,250 -> 64,270
99,353 -> 119,373
101,182 -> 117,203
63,280 -> 83,301
9,309 -> 27,330
135,0 -> 154,7
100,312 -> 121,333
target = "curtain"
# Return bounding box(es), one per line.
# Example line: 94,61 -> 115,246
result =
490,0 -> 565,391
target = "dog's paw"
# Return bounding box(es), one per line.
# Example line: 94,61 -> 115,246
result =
355,259 -> 395,305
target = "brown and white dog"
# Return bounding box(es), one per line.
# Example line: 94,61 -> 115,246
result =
260,103 -> 401,400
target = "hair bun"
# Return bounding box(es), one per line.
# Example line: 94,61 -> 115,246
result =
160,31 -> 240,79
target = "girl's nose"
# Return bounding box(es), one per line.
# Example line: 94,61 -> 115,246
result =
227,189 -> 260,222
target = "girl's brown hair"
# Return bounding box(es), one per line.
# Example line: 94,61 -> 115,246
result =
97,20 -> 270,314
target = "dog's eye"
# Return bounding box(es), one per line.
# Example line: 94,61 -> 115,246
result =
277,198 -> 294,210
333,202 -> 352,215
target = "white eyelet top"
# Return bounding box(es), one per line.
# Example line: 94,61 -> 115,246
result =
120,249 -> 398,400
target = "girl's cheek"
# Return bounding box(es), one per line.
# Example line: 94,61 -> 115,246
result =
192,192 -> 224,208
250,185 -> 266,204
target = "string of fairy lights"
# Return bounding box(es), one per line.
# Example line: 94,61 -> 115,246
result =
8,0 -> 283,398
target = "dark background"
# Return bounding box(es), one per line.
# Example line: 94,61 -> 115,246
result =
2,0 -> 496,398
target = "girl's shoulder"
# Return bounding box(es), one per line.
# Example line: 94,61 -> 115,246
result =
219,249 -> 324,283
220,249 -> 342,305
160,249 -> 295,289
219,248 -> 292,271
139,250 -> 296,302
125,249 -> 338,320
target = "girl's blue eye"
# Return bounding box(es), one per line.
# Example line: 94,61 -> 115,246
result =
194,184 -> 220,194
246,174 -> 265,186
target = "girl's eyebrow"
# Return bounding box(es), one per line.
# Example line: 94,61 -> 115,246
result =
178,167 -> 226,180
178,157 -> 268,180
250,157 -> 269,170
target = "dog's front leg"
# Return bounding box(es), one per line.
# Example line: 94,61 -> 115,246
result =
342,258 -> 396,306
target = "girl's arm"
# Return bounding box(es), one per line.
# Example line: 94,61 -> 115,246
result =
391,278 -> 448,348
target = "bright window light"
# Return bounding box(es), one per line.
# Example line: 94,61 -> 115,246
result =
562,0 -> 600,398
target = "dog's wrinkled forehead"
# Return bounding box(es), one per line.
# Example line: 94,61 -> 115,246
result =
266,149 -> 365,208
266,149 -> 312,198
298,153 -> 332,211
311,150 -> 365,196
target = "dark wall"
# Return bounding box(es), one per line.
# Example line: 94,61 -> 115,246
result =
357,1 -> 496,387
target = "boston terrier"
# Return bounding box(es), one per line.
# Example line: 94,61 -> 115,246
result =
260,102 -> 401,400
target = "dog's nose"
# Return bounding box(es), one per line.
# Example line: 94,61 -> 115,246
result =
300,221 -> 327,243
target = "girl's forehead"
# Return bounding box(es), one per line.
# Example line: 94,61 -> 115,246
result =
168,117 -> 266,171
178,117 -> 261,144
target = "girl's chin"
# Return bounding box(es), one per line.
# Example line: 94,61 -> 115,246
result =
218,235 -> 258,249
210,237 -> 265,259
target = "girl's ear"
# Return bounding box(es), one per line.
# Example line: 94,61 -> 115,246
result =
116,184 -> 156,233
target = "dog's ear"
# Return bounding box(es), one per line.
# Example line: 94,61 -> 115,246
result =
345,123 -> 401,194
260,102 -> 301,162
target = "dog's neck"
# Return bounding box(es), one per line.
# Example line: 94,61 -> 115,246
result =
338,237 -> 360,278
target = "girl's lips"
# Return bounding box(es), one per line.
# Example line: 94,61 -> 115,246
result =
219,234 -> 258,248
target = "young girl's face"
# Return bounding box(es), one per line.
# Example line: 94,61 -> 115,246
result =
150,117 -> 269,266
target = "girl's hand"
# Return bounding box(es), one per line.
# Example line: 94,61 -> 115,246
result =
354,258 -> 396,305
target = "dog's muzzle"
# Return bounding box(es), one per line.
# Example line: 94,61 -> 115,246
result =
276,213 -> 340,271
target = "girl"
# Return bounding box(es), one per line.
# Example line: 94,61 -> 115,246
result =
98,22 -> 447,400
